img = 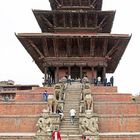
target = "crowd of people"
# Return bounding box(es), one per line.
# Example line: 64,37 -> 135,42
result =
93,76 -> 114,87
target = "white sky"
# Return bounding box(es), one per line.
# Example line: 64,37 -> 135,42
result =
0,0 -> 139,95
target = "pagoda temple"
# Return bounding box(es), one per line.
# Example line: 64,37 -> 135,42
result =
2,1 -> 140,140
16,0 -> 131,84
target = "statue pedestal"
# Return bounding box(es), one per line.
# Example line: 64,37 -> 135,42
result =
82,133 -> 99,140
34,133 -> 51,140
79,112 -> 99,139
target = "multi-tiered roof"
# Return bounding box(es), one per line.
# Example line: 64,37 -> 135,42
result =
16,0 -> 131,80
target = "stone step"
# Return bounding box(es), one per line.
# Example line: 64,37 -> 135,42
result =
60,125 -> 78,128
60,121 -> 79,125
60,130 -> 80,135
1,132 -> 140,140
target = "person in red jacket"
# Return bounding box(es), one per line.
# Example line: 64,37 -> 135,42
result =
51,128 -> 61,140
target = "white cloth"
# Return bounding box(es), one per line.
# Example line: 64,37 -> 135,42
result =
69,109 -> 76,116
97,76 -> 101,82
68,75 -> 71,80
54,132 -> 57,140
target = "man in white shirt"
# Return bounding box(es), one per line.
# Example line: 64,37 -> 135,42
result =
69,109 -> 76,124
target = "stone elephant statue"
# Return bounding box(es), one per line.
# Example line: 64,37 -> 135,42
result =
48,94 -> 58,113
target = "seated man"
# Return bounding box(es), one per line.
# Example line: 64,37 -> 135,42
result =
56,107 -> 64,121
43,90 -> 48,102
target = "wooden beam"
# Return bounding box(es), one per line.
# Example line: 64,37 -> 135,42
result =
41,15 -> 53,28
54,0 -> 61,6
106,40 -> 120,57
42,38 -> 49,57
91,0 -> 97,7
98,16 -> 108,28
28,40 -> 44,59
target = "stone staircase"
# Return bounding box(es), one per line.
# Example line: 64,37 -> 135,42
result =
60,82 -> 82,139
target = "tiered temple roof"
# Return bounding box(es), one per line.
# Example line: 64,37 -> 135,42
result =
48,0 -> 103,10
16,0 -> 131,82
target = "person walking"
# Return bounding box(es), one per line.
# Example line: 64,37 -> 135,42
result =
97,76 -> 101,86
69,108 -> 76,125
67,75 -> 71,85
51,128 -> 61,140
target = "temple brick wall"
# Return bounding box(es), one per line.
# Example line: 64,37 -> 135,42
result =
0,114 -> 139,133
94,103 -> 140,114
93,94 -> 132,102
0,103 -> 47,115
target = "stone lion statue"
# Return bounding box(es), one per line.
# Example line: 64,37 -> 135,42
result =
84,91 -> 93,111
54,83 -> 63,101
47,94 -> 58,113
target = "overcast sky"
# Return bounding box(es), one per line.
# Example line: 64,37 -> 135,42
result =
0,0 -> 139,95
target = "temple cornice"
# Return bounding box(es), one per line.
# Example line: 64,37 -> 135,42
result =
44,57 -> 108,67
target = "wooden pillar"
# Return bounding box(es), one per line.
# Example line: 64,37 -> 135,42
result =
61,0 -> 63,5
55,67 -> 59,83
67,38 -> 71,57
53,38 -> 58,57
44,66 -> 48,85
103,39 -> 108,56
63,13 -> 66,27
90,37 -> 95,56
78,12 -> 81,27
43,38 -> 49,57
80,66 -> 83,80
70,0 -> 72,6
92,67 -> 94,78
68,66 -> 71,75
78,38 -> 83,57
102,66 -> 106,80
70,13 -> 72,28
91,67 -> 94,83
53,13 -> 56,27
79,0 -> 81,6
85,13 -> 87,27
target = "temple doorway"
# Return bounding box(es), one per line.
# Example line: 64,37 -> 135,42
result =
71,66 -> 80,80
